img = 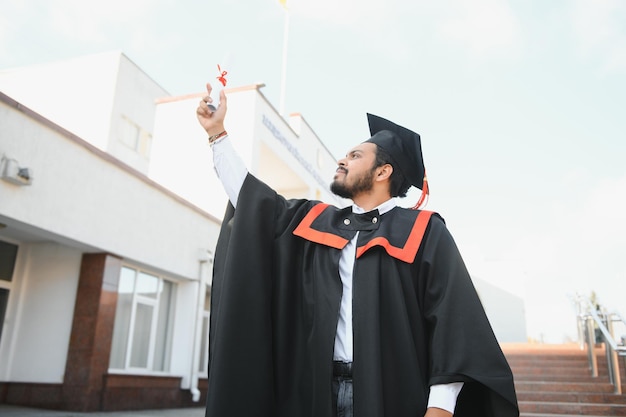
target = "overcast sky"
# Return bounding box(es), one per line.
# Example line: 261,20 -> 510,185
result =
1,0 -> 625,343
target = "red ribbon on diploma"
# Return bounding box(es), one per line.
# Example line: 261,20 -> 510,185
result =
216,64 -> 228,87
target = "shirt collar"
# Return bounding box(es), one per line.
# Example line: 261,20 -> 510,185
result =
352,197 -> 397,215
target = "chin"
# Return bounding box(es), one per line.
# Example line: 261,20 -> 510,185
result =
330,184 -> 352,200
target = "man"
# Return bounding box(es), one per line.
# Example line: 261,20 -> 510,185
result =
197,84 -> 519,417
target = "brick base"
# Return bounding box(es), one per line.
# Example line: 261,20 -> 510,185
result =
0,376 -> 208,411
0,382 -> 64,410
0,253 -> 209,412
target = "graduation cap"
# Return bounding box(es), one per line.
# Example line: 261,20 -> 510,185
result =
365,113 -> 429,209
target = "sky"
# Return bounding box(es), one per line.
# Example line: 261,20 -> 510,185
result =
1,0 -> 625,343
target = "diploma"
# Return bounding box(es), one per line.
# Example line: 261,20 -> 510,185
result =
207,64 -> 228,113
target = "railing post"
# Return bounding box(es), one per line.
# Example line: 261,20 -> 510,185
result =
577,313 -> 586,350
606,317 -> 622,394
586,316 -> 598,377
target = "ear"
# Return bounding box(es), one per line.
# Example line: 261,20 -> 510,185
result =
375,164 -> 393,183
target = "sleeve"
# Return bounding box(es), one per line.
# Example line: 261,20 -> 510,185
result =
211,135 -> 248,207
206,174 -> 315,416
418,217 -> 519,416
428,382 -> 464,414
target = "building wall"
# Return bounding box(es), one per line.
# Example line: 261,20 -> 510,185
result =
1,242 -> 82,383
473,277 -> 527,343
0,52 -> 121,151
151,85 -> 345,220
254,95 -> 342,204
0,52 -> 168,176
106,54 -> 169,174
0,90 -> 220,408
0,54 -> 222,410
150,93 -> 231,218
0,95 -> 219,280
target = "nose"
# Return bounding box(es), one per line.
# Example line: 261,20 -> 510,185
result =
337,157 -> 347,167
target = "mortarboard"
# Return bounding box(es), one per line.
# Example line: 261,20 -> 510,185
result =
365,113 -> 429,209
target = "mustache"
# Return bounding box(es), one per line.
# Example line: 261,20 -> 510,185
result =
336,167 -> 347,174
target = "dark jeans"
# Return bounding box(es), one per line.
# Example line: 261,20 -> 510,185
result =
332,376 -> 354,417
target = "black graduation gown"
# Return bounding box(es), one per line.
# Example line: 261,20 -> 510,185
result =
206,174 -> 519,417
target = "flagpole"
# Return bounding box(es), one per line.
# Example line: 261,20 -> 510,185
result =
279,5 -> 290,117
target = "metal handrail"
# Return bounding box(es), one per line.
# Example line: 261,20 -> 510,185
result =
574,295 -> 626,394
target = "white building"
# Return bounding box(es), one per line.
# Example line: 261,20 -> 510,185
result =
0,51 -> 525,412
473,277 -> 527,343
0,51 -> 342,411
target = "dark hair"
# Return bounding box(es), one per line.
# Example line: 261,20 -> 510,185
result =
373,145 -> 411,198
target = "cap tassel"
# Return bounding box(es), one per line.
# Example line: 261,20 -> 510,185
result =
411,173 -> 429,210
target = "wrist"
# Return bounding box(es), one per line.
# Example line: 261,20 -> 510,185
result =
208,130 -> 228,145
206,125 -> 226,137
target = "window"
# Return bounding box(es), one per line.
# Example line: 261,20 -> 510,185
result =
118,116 -> 152,158
199,286 -> 211,374
0,240 -> 18,344
119,116 -> 140,150
110,266 -> 176,372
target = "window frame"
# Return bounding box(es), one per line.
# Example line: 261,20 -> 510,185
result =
198,284 -> 211,377
0,239 -> 18,347
118,115 -> 153,158
109,264 -> 176,375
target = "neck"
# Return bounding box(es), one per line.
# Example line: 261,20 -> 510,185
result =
352,191 -> 392,212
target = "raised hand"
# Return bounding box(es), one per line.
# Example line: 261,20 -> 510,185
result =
196,82 -> 227,137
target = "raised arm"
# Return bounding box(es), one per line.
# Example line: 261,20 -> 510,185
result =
196,83 -> 247,207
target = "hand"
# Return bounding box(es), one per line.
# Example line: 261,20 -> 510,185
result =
196,82 -> 227,137
424,407 -> 453,417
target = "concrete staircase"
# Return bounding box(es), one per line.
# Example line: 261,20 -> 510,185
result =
503,344 -> 626,417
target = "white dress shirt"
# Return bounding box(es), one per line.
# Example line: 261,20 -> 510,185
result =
211,136 -> 462,414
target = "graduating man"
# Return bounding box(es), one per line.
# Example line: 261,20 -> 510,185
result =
197,84 -> 519,417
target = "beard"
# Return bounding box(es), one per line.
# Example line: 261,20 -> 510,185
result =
330,167 -> 376,199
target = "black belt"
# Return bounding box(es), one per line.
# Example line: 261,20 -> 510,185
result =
333,361 -> 353,377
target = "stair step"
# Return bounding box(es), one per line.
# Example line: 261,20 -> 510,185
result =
515,381 -> 616,393
518,391 -> 626,404
511,361 -> 594,365
510,366 -> 607,376
521,414 -> 619,417
519,401 -> 626,416
513,372 -> 609,384
509,358 -> 620,368
511,363 -> 619,372
502,344 -> 626,416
